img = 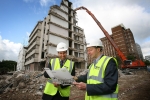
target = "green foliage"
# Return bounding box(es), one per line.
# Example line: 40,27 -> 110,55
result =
144,60 -> 150,66
0,60 -> 17,74
127,55 -> 135,61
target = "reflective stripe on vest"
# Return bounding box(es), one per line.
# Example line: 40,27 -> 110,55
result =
44,58 -> 74,97
86,56 -> 118,100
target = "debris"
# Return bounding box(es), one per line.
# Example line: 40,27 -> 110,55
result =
0,69 -> 150,100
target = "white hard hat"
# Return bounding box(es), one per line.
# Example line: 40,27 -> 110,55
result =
86,39 -> 103,48
56,42 -> 68,51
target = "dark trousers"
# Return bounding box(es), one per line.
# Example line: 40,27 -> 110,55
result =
42,91 -> 69,100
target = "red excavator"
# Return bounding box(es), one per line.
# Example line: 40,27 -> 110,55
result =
74,6 -> 146,69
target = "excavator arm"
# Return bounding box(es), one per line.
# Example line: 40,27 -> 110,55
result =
74,6 -> 128,65
75,6 -> 147,68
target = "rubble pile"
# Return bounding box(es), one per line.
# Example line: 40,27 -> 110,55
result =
0,68 -> 88,96
75,68 -> 88,77
0,71 -> 47,96
0,68 -> 150,100
0,68 -> 125,95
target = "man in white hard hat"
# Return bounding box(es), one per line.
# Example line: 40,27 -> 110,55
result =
73,39 -> 118,100
42,42 -> 75,100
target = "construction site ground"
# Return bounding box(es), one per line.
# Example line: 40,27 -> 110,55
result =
0,69 -> 150,100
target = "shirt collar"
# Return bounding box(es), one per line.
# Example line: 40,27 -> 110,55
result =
60,59 -> 66,62
93,54 -> 103,65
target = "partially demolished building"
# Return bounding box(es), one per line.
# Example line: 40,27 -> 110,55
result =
23,0 -> 86,71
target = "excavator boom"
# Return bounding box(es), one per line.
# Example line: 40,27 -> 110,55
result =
75,7 -> 127,63
75,6 -> 146,68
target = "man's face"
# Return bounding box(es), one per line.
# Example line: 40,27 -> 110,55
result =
87,47 -> 100,59
58,51 -> 67,60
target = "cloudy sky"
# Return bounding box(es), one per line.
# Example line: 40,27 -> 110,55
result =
0,0 -> 150,61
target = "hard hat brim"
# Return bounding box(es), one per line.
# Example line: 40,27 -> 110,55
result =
56,48 -> 68,52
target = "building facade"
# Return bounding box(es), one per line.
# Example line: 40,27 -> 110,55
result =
136,43 -> 144,60
101,36 -> 116,57
17,47 -> 27,71
145,55 -> 150,61
100,24 -> 139,60
24,0 -> 86,71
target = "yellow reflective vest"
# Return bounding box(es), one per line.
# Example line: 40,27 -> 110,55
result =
85,56 -> 118,100
44,58 -> 74,97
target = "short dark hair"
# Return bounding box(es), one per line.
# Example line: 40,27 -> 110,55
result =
94,46 -> 103,52
58,51 -> 67,53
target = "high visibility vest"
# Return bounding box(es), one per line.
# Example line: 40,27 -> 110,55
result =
44,58 -> 74,97
85,56 -> 118,100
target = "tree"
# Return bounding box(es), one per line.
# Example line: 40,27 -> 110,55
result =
144,60 -> 150,66
127,55 -> 135,61
0,60 -> 17,75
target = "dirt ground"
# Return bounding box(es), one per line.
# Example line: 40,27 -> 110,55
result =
118,69 -> 150,100
0,69 -> 150,100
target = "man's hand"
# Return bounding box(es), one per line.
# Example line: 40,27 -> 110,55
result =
73,82 -> 86,90
53,82 -> 60,87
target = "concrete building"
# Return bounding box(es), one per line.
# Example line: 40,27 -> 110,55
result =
24,21 -> 43,71
100,24 -> 139,60
101,36 -> 116,57
24,0 -> 86,71
145,55 -> 150,61
136,43 -> 144,60
17,47 -> 27,71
